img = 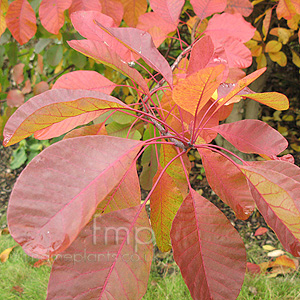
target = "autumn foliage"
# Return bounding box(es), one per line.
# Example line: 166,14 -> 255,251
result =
2,0 -> 300,299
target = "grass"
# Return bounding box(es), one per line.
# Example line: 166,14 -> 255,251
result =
1,216 -> 300,300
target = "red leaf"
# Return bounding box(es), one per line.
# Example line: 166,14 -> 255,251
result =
64,122 -> 107,139
246,262 -> 261,274
254,227 -> 268,236
3,89 -> 128,146
7,136 -> 143,259
187,35 -> 214,76
12,63 -> 25,84
7,89 -> 24,108
211,119 -> 288,156
39,0 -> 72,35
190,0 -> 227,20
241,161 -> 300,257
171,189 -> 246,300
95,24 -> 173,87
53,70 -> 117,94
21,79 -> 31,94
68,39 -> 149,93
6,0 -> 36,45
68,0 -> 102,16
199,148 -> 255,220
225,0 -> 253,17
47,206 -> 153,299
99,0 -> 124,26
150,0 -> 184,26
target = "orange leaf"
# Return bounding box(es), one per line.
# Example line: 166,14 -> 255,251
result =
39,0 -> 72,35
7,89 -> 24,108
277,0 -> 296,20
120,0 -> 147,27
0,245 -> 16,263
254,227 -> 268,236
173,65 -> 225,116
0,0 -> 8,37
33,81 -> 49,95
6,0 -> 37,45
99,0 -> 124,26
12,63 -> 25,85
271,255 -> 296,270
262,8 -> 272,38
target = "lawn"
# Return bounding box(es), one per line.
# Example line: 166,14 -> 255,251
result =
1,216 -> 299,300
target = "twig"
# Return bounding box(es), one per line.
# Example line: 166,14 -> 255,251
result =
46,64 -> 75,84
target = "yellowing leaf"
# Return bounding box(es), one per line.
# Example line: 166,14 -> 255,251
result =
272,255 -> 297,269
0,0 -> 8,36
263,245 -> 276,251
291,50 -> 300,67
0,245 -> 16,263
240,92 -> 289,110
253,30 -> 262,41
269,51 -> 287,66
265,40 -> 282,53
287,13 -> 300,29
262,8 -> 272,39
270,27 -> 294,44
172,65 -> 224,116
291,143 -> 300,152
120,0 -> 147,27
256,53 -> 267,68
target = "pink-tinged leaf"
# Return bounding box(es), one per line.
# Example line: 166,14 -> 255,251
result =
53,70 -> 117,94
68,39 -> 149,93
70,11 -> 134,62
7,135 -> 143,259
225,0 -> 253,17
64,122 -> 107,139
96,163 -> 140,214
21,79 -> 31,94
99,0 -> 124,26
120,0 -> 147,27
39,0 -> 72,35
190,0 -> 227,20
12,63 -> 25,85
6,0 -> 36,45
240,161 -> 300,257
137,12 -> 176,47
7,89 -> 24,108
217,83 -> 253,100
0,0 -> 8,37
187,35 -> 214,76
205,13 -> 255,43
254,227 -> 268,236
33,81 -> 49,95
3,89 -> 128,146
68,0 -> 102,16
239,93 -> 289,111
150,0 -> 184,25
47,205 -> 153,300
171,189 -> 246,300
211,119 -> 288,156
95,24 -> 173,87
246,262 -> 261,274
199,148 -> 255,220
151,165 -> 183,252
173,64 -> 225,116
219,36 -> 253,68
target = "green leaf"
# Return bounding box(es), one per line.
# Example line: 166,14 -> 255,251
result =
45,45 -> 63,67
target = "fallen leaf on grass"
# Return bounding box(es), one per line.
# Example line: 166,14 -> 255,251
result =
0,245 -> 17,263
254,227 -> 268,236
267,250 -> 285,257
246,262 -> 261,274
0,227 -> 10,236
262,245 -> 276,251
12,286 -> 24,294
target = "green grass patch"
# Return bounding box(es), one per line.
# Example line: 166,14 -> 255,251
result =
1,227 -> 299,300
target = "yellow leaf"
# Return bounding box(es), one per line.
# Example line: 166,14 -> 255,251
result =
120,0 -> 147,27
0,0 -> 8,37
291,50 -> 300,68
291,143 -> 300,151
272,255 -> 296,269
263,245 -> 276,251
252,0 -> 265,5
251,45 -> 263,57
269,51 -> 287,66
282,114 -> 294,121
256,54 -> 267,68
277,125 -> 288,135
0,245 -> 16,263
239,92 -> 289,110
253,30 -> 262,41
287,13 -> 300,29
265,40 -> 282,53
